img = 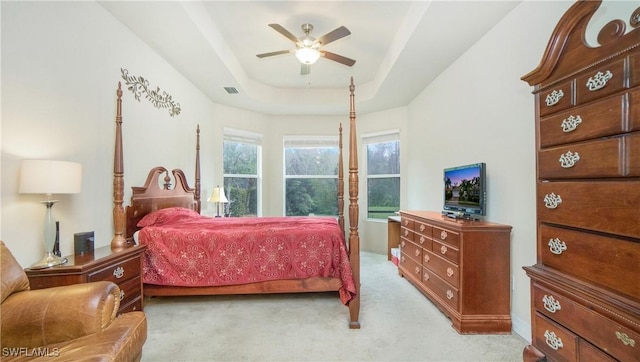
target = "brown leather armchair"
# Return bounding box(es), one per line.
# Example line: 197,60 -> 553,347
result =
1,241 -> 147,361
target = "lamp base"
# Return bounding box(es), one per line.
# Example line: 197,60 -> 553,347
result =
30,252 -> 68,269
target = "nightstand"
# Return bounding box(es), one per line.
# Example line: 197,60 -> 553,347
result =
25,244 -> 146,314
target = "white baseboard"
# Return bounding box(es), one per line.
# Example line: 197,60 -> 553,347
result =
512,313 -> 531,343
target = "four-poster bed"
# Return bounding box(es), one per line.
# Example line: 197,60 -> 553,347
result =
112,78 -> 361,328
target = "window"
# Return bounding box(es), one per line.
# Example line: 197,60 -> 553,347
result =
284,135 -> 339,216
223,128 -> 262,217
363,130 -> 400,220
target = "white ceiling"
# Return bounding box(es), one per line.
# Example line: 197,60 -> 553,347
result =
99,1 -> 521,116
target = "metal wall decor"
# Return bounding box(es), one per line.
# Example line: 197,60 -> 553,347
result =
120,68 -> 181,117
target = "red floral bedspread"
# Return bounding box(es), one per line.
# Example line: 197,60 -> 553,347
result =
136,208 -> 356,304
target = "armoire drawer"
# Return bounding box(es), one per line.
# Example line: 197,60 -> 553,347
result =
423,268 -> 459,312
575,58 -> 627,105
539,80 -> 573,117
537,181 -> 640,239
539,224 -> 640,300
539,92 -> 628,148
423,249 -> 459,289
538,132 -> 639,179
533,283 -> 640,362
533,312 -> 578,361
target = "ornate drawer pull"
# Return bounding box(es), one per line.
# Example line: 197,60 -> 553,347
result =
561,115 -> 582,133
424,272 -> 430,281
401,241 -> 406,248
404,229 -> 409,236
615,332 -> 636,347
415,249 -> 420,257
446,290 -> 453,300
447,267 -> 454,277
403,219 -> 409,226
419,224 -> 425,232
424,254 -> 430,263
414,266 -> 420,274
543,193 -> 562,209
542,294 -> 561,313
440,230 -> 448,240
420,236 -> 426,244
548,238 -> 567,255
559,151 -> 580,168
545,89 -> 564,106
586,70 -> 613,91
120,290 -> 125,301
544,330 -> 564,350
402,256 -> 406,263
441,245 -> 448,254
113,266 -> 125,279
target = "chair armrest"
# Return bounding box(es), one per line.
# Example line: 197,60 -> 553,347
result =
1,281 -> 120,348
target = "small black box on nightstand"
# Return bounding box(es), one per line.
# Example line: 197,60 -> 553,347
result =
74,231 -> 94,256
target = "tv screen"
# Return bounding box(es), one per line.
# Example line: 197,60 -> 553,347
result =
443,162 -> 486,216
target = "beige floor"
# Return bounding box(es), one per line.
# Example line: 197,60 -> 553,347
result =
141,251 -> 527,361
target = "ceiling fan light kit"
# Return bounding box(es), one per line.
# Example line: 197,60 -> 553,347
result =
295,47 -> 320,64
257,23 -> 355,75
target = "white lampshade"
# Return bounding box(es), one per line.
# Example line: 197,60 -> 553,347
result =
19,160 -> 82,195
295,47 -> 320,65
208,185 -> 228,203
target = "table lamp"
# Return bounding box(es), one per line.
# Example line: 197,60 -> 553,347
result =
19,160 -> 82,268
208,185 -> 228,217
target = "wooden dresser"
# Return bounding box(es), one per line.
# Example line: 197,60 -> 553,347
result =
398,210 -> 512,334
25,244 -> 146,315
521,1 -> 640,361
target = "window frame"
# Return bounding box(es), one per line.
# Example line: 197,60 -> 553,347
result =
223,127 -> 263,217
362,129 -> 401,222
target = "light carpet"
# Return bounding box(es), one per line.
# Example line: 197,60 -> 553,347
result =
141,251 -> 527,361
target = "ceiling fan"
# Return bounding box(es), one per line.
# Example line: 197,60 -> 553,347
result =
256,23 -> 356,75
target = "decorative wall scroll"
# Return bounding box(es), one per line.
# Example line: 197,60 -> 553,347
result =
120,68 -> 181,117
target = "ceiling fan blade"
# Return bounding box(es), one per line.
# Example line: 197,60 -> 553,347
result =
300,64 -> 311,75
256,50 -> 291,58
268,24 -> 300,44
320,51 -> 356,67
316,26 -> 351,46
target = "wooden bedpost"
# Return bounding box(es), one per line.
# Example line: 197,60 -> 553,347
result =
195,124 -> 201,213
338,123 -> 345,234
112,82 -> 128,250
348,77 -> 361,329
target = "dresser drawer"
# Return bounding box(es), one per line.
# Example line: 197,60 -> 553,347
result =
401,226 -> 414,242
538,136 -> 622,179
576,59 -> 626,105
432,239 -> 459,264
423,268 -> 459,312
539,92 -> 627,148
87,256 -> 140,284
537,181 -> 640,239
399,252 -> 422,278
414,232 -> 432,251
400,238 -> 422,262
413,220 -> 432,237
432,226 -> 459,248
423,249 -> 459,289
539,80 -> 573,117
401,217 -> 414,230
533,283 -> 640,362
539,224 -> 640,300
533,312 -> 578,362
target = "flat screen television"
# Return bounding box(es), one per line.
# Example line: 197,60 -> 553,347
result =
443,162 -> 486,217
